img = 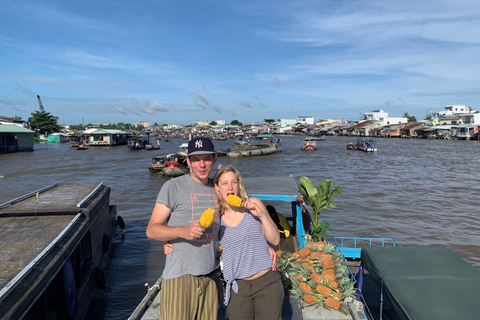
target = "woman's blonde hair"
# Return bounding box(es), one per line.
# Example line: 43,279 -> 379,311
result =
213,165 -> 248,215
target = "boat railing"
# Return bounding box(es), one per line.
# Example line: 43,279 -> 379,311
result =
77,182 -> 104,208
333,237 -> 402,260
0,183 -> 58,210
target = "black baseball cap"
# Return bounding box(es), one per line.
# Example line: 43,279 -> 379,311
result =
187,137 -> 215,156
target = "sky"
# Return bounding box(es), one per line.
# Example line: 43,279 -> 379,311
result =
1,0 -> 480,126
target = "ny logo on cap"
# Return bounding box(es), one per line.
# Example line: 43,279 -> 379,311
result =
195,140 -> 203,149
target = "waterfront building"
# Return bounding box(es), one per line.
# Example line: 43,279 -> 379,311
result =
0,123 -> 34,153
361,109 -> 407,126
81,128 -> 128,146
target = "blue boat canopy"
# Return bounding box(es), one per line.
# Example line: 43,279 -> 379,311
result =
361,246 -> 480,320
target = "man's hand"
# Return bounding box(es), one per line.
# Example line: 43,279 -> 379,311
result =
180,220 -> 205,240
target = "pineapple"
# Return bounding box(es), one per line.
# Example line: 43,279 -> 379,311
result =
227,194 -> 243,207
199,208 -> 216,228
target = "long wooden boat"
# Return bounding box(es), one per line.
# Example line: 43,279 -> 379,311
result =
0,183 -> 124,320
226,143 -> 277,157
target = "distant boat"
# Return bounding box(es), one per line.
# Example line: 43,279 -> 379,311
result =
227,143 -> 278,157
77,142 -> 89,150
161,152 -> 190,177
148,155 -> 166,173
356,138 -> 377,152
301,139 -> 317,151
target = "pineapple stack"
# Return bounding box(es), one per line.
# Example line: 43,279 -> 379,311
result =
276,242 -> 357,314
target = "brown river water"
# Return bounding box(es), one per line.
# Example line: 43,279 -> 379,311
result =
1,135 -> 479,319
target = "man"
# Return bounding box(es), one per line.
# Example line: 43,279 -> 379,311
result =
146,137 -> 220,320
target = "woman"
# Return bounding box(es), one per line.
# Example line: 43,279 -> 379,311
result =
214,165 -> 284,320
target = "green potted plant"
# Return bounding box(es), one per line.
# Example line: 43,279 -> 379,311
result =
297,176 -> 342,243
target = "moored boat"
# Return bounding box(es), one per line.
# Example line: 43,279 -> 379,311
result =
226,142 -> 279,157
333,237 -> 480,320
148,155 -> 166,173
161,152 -> 189,177
0,183 -> 124,320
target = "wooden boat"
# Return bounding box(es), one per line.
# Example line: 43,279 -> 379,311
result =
148,155 -> 166,173
347,142 -> 358,150
161,152 -> 189,177
226,143 -> 278,157
0,183 -> 124,320
68,136 -> 81,147
178,143 -> 188,153
356,139 -> 377,152
301,139 -> 318,150
307,134 -> 325,141
128,175 -> 358,320
234,132 -> 249,145
77,143 -> 89,150
145,144 -> 160,151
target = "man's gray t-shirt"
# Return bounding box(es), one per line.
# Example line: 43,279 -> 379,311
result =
157,174 -> 220,280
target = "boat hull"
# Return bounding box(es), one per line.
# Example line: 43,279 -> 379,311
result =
227,144 -> 277,157
0,183 -> 120,320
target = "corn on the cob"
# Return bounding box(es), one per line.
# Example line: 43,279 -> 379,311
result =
199,208 -> 216,228
227,194 -> 243,207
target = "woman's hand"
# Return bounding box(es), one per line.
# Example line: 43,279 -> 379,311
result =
164,241 -> 173,255
244,199 -> 265,218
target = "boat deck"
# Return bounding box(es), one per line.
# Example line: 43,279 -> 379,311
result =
0,184 -> 102,298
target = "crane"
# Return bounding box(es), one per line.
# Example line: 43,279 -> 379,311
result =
37,95 -> 45,112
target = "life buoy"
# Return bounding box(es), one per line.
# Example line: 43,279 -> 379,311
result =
94,267 -> 108,289
227,148 -> 231,153
117,215 -> 125,229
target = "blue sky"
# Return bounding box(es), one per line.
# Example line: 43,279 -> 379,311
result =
1,0 -> 480,126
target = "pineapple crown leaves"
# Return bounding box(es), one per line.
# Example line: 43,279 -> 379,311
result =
321,242 -> 336,254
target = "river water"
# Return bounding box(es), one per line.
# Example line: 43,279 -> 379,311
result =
1,135 -> 479,319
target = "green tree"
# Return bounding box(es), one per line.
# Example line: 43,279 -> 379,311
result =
403,112 -> 417,122
209,121 -> 218,126
264,119 -> 275,124
28,111 -> 59,135
230,120 -> 243,126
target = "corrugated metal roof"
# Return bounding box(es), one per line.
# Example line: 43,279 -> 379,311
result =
82,128 -> 126,134
0,124 -> 34,133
